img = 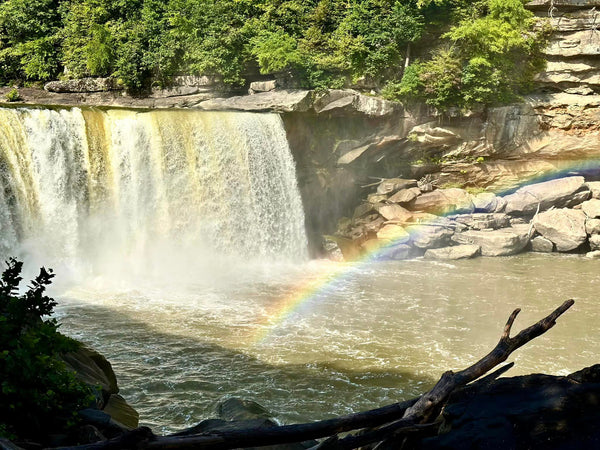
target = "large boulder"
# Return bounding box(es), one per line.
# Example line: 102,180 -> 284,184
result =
533,208 -> 587,252
198,90 -> 314,113
452,213 -> 510,230
376,178 -> 418,195
503,176 -> 588,215
376,225 -> 410,243
409,188 -> 475,215
405,224 -> 454,249
376,204 -> 413,222
471,192 -> 501,213
388,187 -> 421,204
424,245 -> 481,260
586,218 -> 600,235
586,181 -> 600,199
451,225 -> 530,256
531,236 -> 554,253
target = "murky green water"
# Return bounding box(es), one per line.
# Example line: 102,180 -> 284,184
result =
54,253 -> 599,434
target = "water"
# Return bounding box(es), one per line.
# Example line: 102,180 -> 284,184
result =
1,105 -> 597,435
53,253 -> 598,434
0,106 -> 307,281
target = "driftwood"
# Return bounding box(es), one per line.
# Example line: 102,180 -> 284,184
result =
51,300 -> 575,450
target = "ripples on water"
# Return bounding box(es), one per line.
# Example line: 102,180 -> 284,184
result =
54,254 -> 599,434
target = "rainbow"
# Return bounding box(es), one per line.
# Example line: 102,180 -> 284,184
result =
249,157 -> 600,345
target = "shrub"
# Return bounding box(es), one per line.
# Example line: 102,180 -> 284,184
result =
0,258 -> 93,441
4,88 -> 21,102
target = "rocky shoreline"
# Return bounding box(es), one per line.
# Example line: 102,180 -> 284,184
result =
325,175 -> 600,261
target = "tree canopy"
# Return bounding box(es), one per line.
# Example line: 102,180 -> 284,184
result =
0,0 -> 548,108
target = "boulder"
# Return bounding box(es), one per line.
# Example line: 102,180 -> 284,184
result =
533,208 -> 587,252
589,234 -> 600,251
471,192 -> 500,213
581,198 -> 600,218
353,203 -> 375,218
586,218 -> 600,235
531,236 -> 554,253
453,213 -> 510,230
385,244 -> 417,260
451,225 -> 530,256
361,238 -> 391,253
408,122 -> 461,149
44,77 -> 119,93
248,80 -> 277,94
102,394 -> 139,430
405,225 -> 454,249
409,188 -> 475,215
586,250 -> 600,258
503,176 -> 588,215
62,346 -> 118,408
376,225 -> 410,243
367,193 -> 388,204
322,236 -> 344,262
586,181 -> 600,199
388,187 -> 421,204
198,90 -> 313,113
376,204 -> 412,222
424,245 -> 481,260
376,178 -> 418,195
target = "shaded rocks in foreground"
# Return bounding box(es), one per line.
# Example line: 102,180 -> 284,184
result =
328,175 -> 600,261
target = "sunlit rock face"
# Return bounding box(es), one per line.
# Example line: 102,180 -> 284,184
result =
0,107 -> 308,276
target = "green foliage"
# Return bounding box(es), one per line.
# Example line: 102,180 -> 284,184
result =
4,88 -> 21,102
0,258 -> 92,441
0,0 -> 548,102
387,0 -> 548,110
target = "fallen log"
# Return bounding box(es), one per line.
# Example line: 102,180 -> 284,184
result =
51,300 -> 575,450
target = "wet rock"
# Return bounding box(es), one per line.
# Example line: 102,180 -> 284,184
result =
586,218 -> 600,235
589,234 -> 600,251
326,236 -> 361,261
424,245 -> 481,260
533,208 -> 587,252
103,394 -> 139,429
406,225 -> 454,249
451,225 -> 530,256
62,346 -> 118,408
409,188 -> 474,215
376,204 -> 412,222
581,198 -> 600,218
453,213 -> 510,230
503,176 -> 587,215
376,178 -> 418,195
70,425 -> 105,445
388,187 -> 421,204
531,236 -> 554,253
376,225 -> 410,243
322,236 -> 344,262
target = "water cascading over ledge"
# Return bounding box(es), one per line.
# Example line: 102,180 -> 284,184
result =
0,106 -> 308,277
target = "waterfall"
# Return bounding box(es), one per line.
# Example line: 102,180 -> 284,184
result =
0,106 -> 308,280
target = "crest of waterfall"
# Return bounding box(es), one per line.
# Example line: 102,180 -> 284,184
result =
0,106 -> 307,280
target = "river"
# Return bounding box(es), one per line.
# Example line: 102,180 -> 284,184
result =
54,253 -> 597,434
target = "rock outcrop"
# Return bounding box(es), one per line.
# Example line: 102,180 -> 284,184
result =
328,175 -> 596,261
